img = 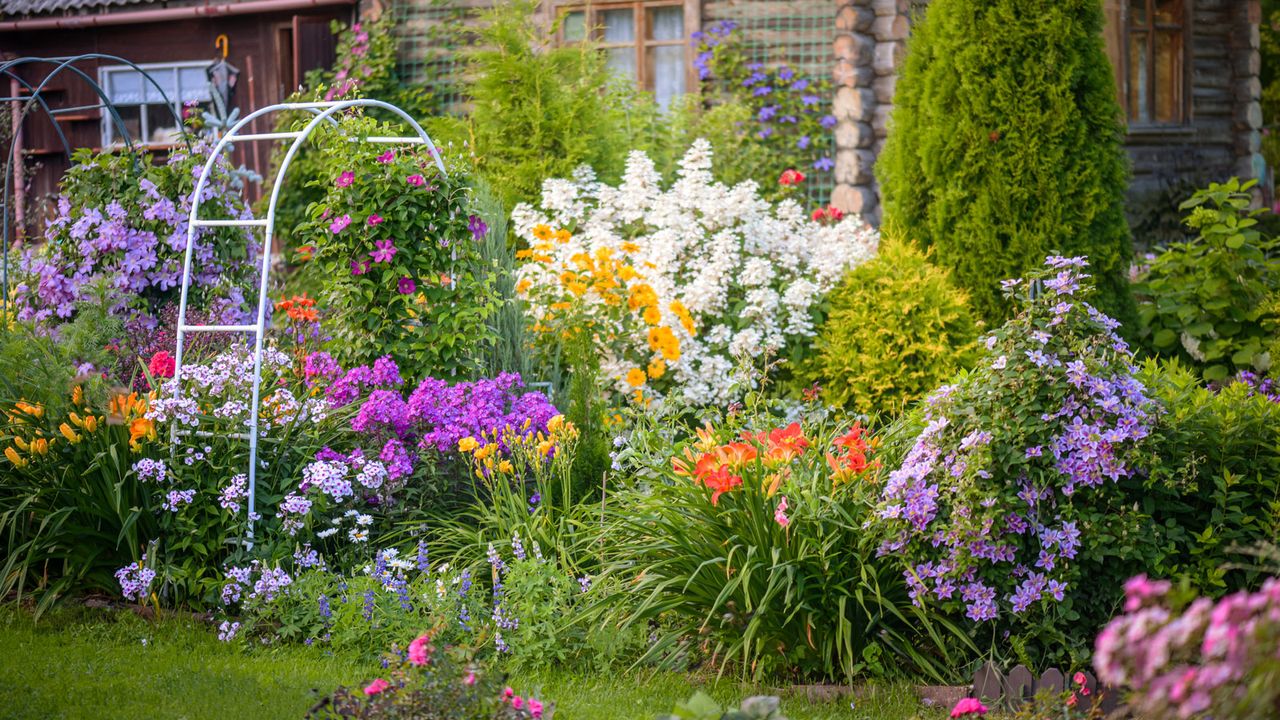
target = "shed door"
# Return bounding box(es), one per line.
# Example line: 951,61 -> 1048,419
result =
292,16 -> 338,88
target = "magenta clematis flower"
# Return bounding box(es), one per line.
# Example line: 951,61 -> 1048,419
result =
330,214 -> 352,234
350,259 -> 370,276
376,151 -> 394,164
397,277 -> 416,294
406,174 -> 425,187
367,213 -> 384,226
369,239 -> 397,264
335,171 -> 354,188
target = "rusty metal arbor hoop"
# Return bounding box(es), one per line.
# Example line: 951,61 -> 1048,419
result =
172,99 -> 445,547
0,53 -> 195,309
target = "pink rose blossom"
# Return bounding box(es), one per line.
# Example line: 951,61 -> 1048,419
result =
363,678 -> 389,696
512,696 -> 524,710
529,699 -> 544,718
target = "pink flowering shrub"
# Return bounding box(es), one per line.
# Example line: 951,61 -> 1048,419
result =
1095,574 -> 1280,719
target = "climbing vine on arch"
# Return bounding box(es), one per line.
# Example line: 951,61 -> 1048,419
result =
294,116 -> 499,378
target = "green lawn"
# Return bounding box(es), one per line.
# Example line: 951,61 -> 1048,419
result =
0,606 -> 944,720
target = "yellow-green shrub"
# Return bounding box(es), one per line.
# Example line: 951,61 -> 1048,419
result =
799,240 -> 980,415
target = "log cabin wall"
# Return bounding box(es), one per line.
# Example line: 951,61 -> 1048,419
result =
2,3 -> 352,227
831,0 -> 1265,229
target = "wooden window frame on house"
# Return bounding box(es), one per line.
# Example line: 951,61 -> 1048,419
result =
1104,0 -> 1193,135
98,60 -> 215,149
552,0 -> 700,106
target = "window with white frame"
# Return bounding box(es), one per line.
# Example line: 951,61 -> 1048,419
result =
99,62 -> 213,147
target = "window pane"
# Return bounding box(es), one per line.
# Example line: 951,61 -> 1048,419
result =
563,11 -> 586,42
108,70 -> 144,104
1128,32 -> 1149,123
647,45 -> 686,109
178,66 -> 211,102
145,104 -> 183,144
601,8 -> 635,42
109,105 -> 142,145
605,47 -> 637,80
1129,0 -> 1147,25
143,68 -> 179,103
1154,30 -> 1182,122
646,6 -> 684,41
1154,0 -> 1181,24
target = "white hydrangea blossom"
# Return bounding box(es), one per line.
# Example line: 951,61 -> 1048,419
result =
514,140 -> 879,405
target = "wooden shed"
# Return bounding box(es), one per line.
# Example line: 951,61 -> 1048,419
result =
1,0 -> 355,217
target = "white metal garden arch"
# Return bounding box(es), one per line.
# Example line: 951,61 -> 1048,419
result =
173,99 -> 446,545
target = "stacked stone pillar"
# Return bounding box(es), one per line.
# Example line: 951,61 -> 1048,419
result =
831,0 -> 910,225
1233,0 -> 1266,201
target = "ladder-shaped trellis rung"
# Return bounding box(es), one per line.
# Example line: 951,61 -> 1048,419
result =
175,429 -> 253,441
178,323 -> 258,333
191,218 -> 269,227
367,136 -> 426,144
233,131 -> 305,142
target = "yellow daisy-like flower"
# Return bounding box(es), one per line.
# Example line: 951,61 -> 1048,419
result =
625,368 -> 647,388
515,278 -> 532,294
642,306 -> 661,326
532,224 -> 554,241
647,358 -> 666,380
554,228 -> 572,243
620,241 -> 640,253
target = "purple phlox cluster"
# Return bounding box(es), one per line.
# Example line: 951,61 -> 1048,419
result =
219,474 -> 248,515
251,566 -> 293,602
115,562 -> 156,602
162,488 -> 196,512
294,543 -> 325,570
133,458 -> 170,484
217,621 -> 240,642
1095,575 -> 1280,718
301,460 -> 353,502
408,372 -> 559,453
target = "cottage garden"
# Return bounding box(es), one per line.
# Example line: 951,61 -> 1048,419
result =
4,3 -> 1280,720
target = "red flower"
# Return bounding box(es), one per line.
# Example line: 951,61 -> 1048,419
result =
148,351 -> 175,379
778,168 -> 806,186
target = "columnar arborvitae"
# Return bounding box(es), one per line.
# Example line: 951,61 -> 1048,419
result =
879,0 -> 1135,325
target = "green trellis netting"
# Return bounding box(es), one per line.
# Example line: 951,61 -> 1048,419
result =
391,0 -> 837,199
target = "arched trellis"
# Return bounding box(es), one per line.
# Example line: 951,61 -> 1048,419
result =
174,99 -> 446,545
1,54 -> 194,308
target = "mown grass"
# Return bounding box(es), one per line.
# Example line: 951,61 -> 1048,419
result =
0,605 -> 947,720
